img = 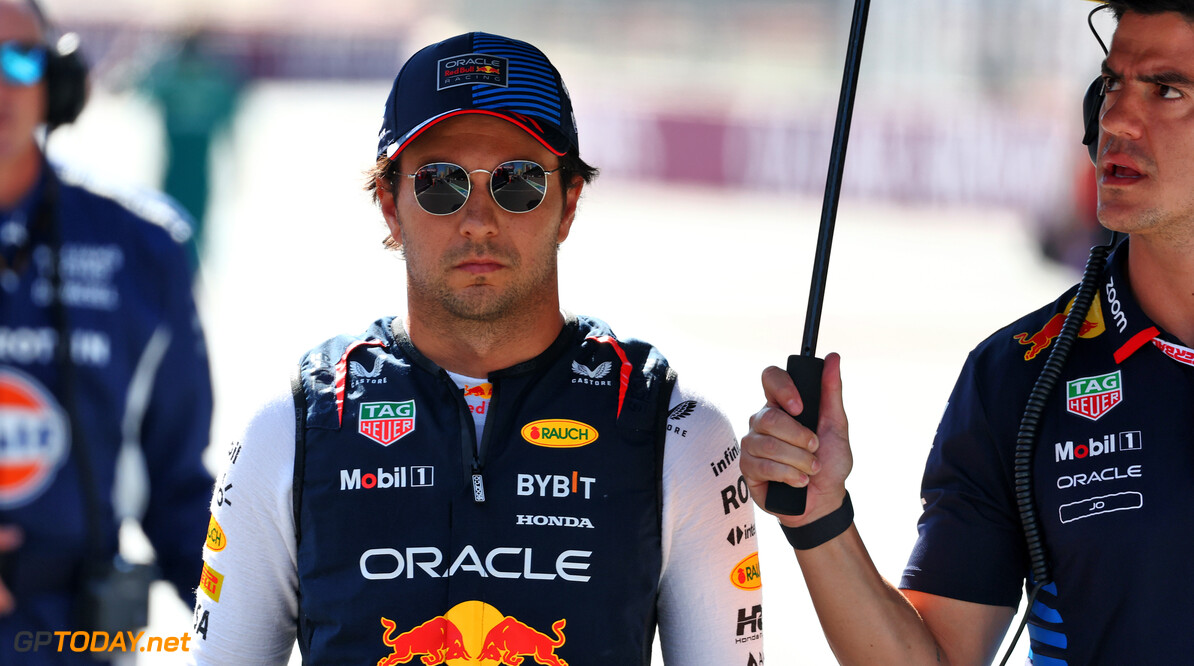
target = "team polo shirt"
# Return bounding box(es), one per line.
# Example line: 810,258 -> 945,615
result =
900,241 -> 1194,664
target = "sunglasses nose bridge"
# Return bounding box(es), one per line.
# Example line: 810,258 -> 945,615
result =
456,169 -> 502,230
464,168 -> 493,188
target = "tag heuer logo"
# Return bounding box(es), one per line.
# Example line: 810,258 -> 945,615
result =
358,400 -> 416,446
1066,371 -> 1122,421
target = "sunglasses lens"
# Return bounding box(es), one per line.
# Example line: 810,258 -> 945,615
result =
491,161 -> 548,213
0,42 -> 46,87
411,163 -> 470,215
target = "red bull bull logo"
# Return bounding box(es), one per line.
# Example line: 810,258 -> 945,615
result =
478,617 -> 567,666
462,383 -> 492,399
378,601 -> 567,665
378,616 -> 470,666
462,383 -> 493,417
0,368 -> 69,509
1012,295 -> 1105,361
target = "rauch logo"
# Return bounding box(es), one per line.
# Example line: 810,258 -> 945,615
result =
358,400 -> 416,446
205,516 -> 226,552
730,552 -> 762,591
520,419 -> 598,448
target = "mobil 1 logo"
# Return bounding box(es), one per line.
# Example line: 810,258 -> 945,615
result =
340,466 -> 434,491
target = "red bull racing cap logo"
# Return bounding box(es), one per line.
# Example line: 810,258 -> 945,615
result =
359,400 -> 416,446
0,368 -> 69,508
438,53 -> 508,90
379,600 -> 568,665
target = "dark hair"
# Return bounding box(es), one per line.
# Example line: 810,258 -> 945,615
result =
1107,0 -> 1194,22
364,149 -> 599,250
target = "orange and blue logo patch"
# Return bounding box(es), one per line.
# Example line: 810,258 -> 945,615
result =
0,369 -> 68,509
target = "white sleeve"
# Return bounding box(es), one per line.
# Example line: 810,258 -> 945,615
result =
188,386 -> 299,665
657,381 -> 764,665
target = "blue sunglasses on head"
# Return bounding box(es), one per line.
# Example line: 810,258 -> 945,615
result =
1,41 -> 47,87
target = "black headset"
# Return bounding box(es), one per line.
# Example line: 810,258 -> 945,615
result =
998,5 -> 1117,664
25,0 -> 88,130
1080,5 -> 1111,166
1082,78 -> 1104,165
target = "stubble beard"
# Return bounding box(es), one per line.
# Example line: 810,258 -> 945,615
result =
1099,192 -> 1194,248
404,235 -> 561,325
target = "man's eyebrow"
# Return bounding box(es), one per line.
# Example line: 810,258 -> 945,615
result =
1142,70 -> 1194,87
1100,58 -> 1194,87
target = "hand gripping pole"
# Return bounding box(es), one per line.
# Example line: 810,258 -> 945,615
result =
765,0 -> 871,516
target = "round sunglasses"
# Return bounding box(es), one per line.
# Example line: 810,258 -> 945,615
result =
396,160 -> 561,216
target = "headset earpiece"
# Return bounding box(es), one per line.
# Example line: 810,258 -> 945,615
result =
43,32 -> 88,129
25,0 -> 89,130
1080,3 -> 1110,168
1082,77 -> 1103,167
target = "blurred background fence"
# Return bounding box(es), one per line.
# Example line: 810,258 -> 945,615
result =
50,0 -> 1110,215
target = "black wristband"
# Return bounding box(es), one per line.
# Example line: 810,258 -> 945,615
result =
779,491 -> 853,550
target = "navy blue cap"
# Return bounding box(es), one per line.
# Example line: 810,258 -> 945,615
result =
377,32 -> 579,161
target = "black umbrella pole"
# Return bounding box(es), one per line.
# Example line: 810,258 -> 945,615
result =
765,0 -> 870,517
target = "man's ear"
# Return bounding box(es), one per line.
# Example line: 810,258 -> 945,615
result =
378,175 -> 403,249
557,175 -> 584,244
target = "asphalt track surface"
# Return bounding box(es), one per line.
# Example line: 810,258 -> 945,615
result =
53,82 -> 1080,665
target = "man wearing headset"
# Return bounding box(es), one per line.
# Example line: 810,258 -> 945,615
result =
741,0 -> 1194,663
190,32 -> 761,665
0,0 -> 213,661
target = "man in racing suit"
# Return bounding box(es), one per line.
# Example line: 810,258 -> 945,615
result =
738,1 -> 1194,663
0,1 -> 214,662
190,32 -> 763,665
